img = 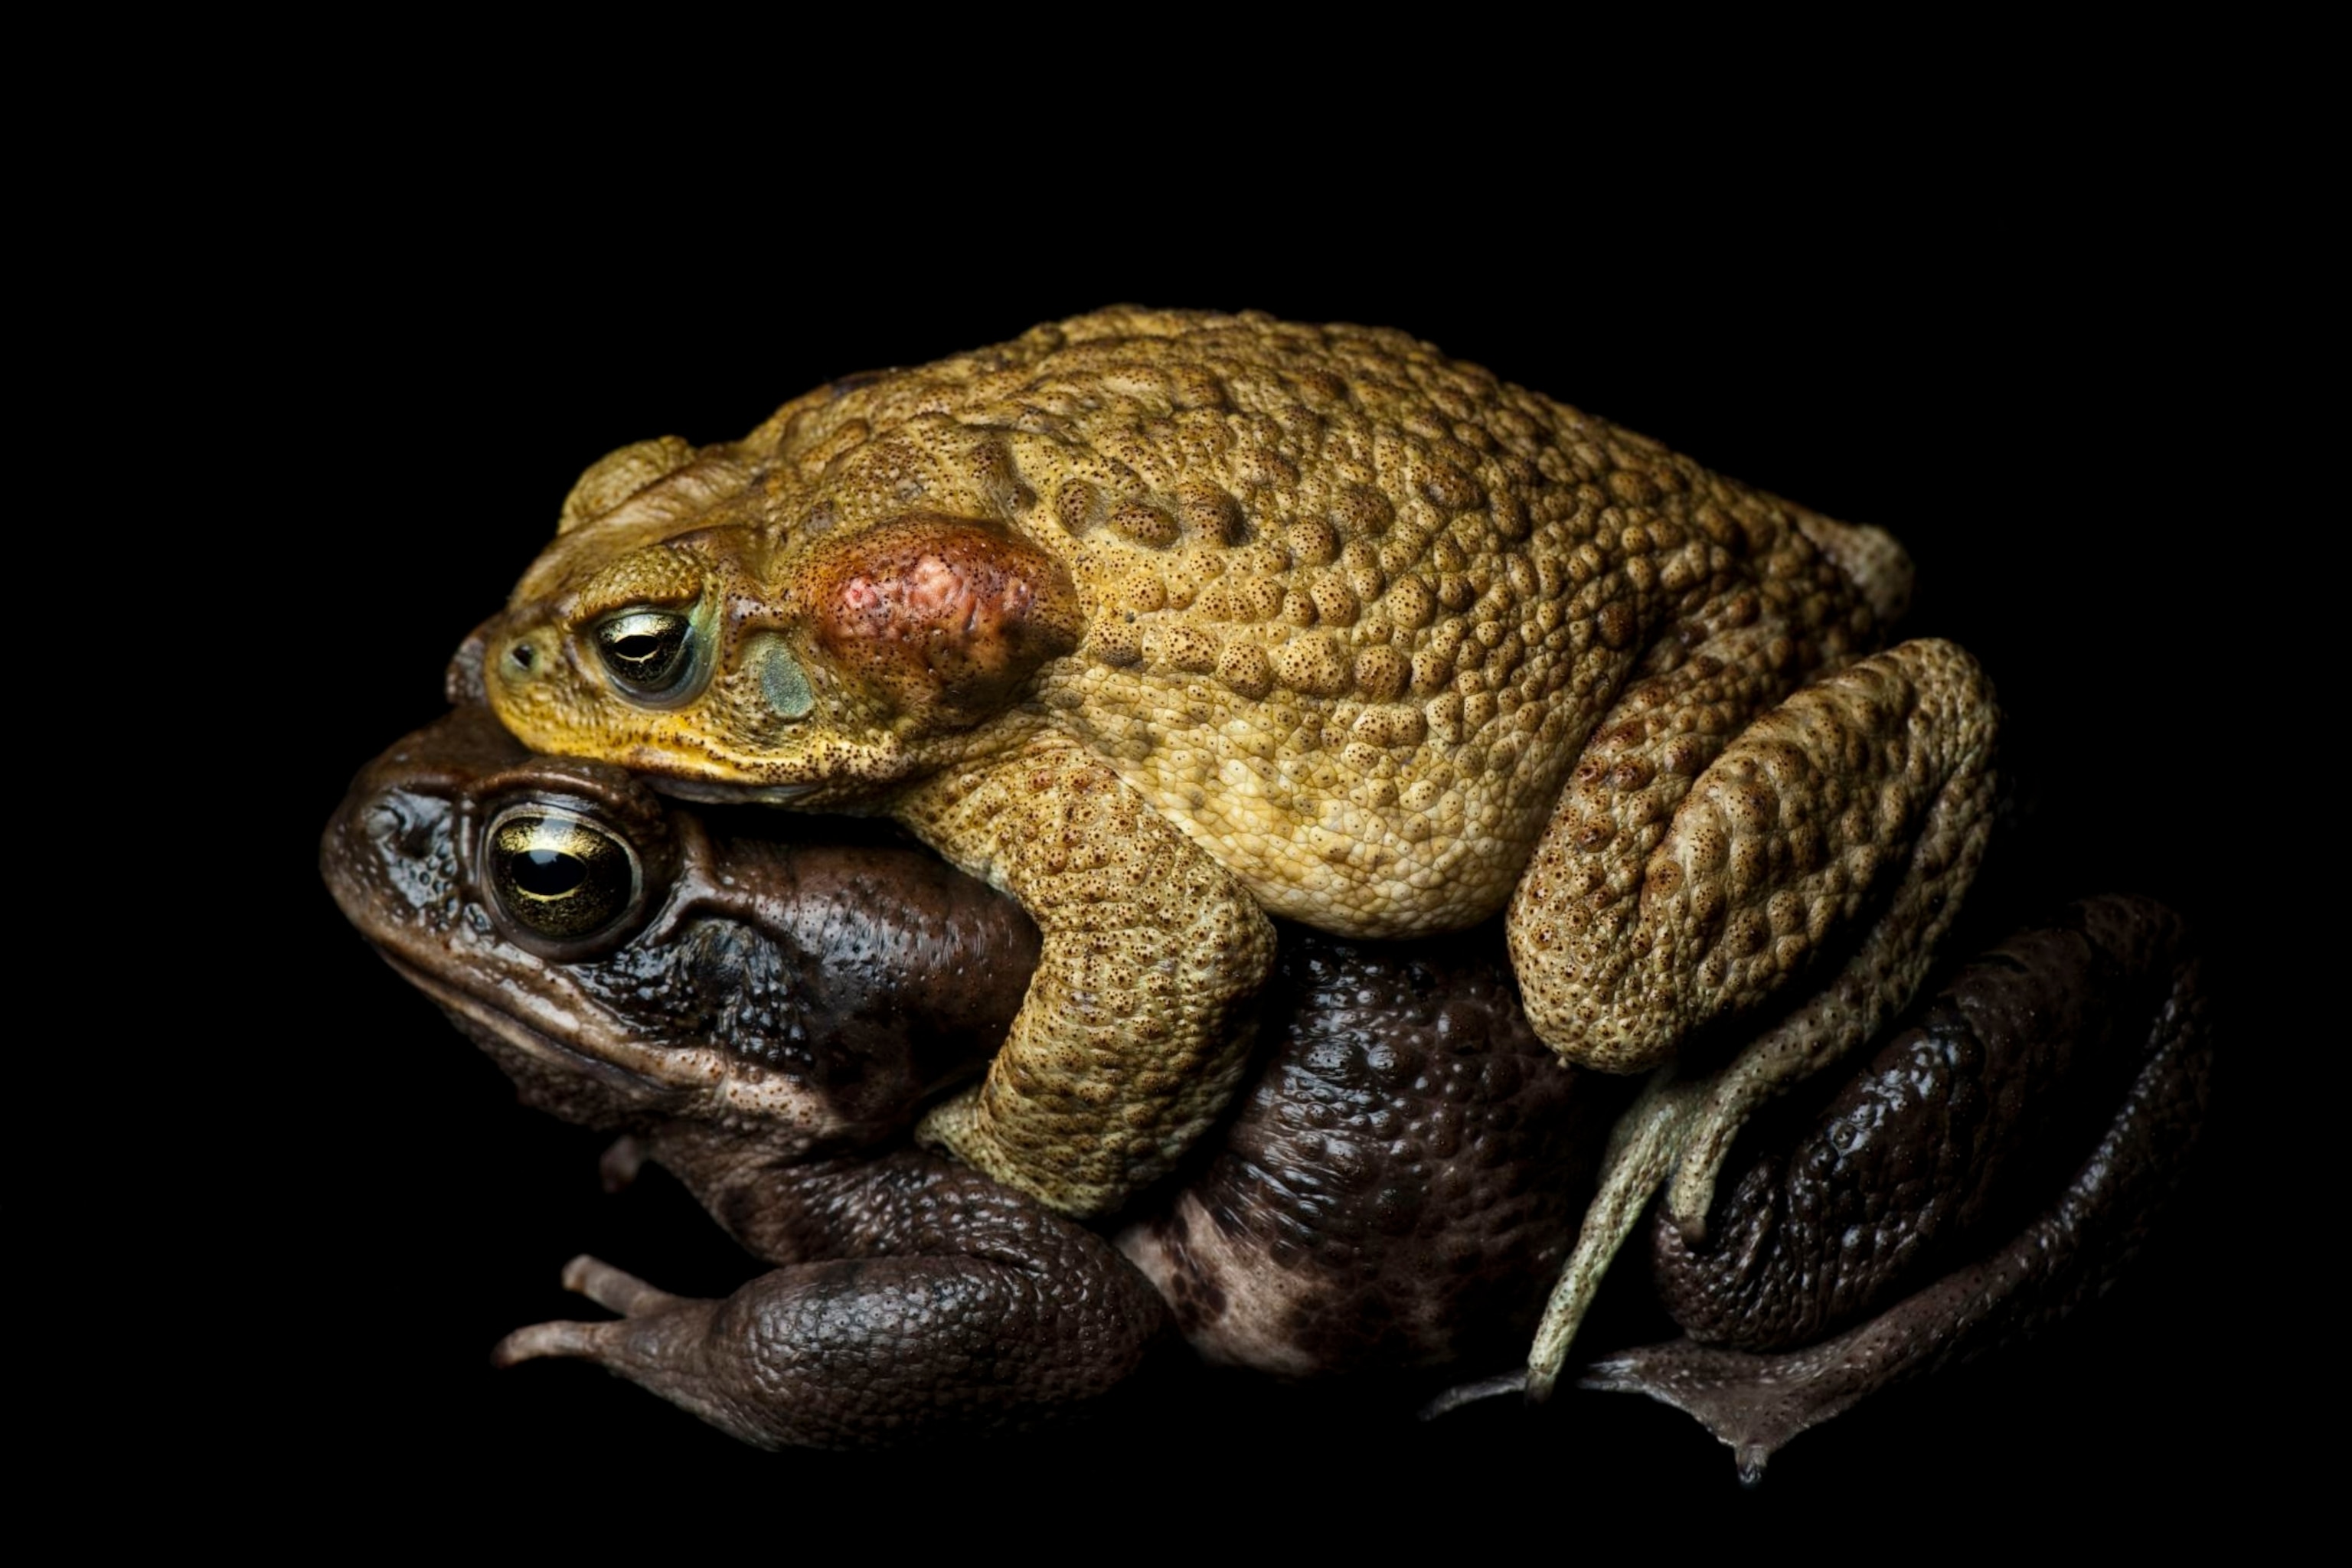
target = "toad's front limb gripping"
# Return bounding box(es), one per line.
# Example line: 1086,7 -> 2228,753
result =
900,737 -> 1276,1218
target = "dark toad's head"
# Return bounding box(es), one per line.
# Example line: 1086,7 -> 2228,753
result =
321,703 -> 1038,1154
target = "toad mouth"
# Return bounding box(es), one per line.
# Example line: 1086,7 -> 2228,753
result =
380,952 -> 665,1096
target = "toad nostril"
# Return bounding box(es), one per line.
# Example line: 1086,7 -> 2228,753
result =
365,794 -> 449,862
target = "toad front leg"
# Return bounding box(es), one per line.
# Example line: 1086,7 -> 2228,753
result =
899,734 -> 1277,1217
1510,638 -> 1998,1385
493,1255 -> 1144,1449
493,1153 -> 1171,1448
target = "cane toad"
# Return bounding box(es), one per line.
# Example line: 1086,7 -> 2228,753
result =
475,309 -> 2000,1372
319,702 -> 1617,1441
321,706 -> 2200,1465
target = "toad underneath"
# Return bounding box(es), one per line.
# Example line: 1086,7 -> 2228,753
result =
477,308 -> 1998,1380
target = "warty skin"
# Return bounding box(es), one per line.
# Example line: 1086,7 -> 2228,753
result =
322,704 -> 2194,1463
473,312 -> 1998,1370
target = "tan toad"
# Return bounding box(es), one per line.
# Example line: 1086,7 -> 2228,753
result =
476,308 -> 1998,1382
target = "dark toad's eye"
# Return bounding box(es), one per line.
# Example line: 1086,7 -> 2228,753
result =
595,609 -> 697,697
488,809 -> 641,940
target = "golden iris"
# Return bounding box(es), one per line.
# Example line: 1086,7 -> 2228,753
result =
489,813 -> 636,939
596,609 -> 694,694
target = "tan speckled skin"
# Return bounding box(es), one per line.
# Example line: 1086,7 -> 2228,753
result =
482,307 -> 1994,1218
1512,637 -> 1998,1073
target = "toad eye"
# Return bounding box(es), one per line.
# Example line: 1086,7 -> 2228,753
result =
488,810 -> 641,941
595,609 -> 697,697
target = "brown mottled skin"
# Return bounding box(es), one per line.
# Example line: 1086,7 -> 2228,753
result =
325,704 -> 1149,1447
477,309 -> 2001,1276
1123,931 -> 1630,1375
322,704 -> 1627,1439
325,707 -> 2193,1462
1648,897 -> 2191,1351
1587,895 -> 2211,1480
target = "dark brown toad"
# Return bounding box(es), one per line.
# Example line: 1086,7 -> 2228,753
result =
322,704 -> 2197,1465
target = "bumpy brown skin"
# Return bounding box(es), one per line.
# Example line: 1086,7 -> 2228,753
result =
328,710 -> 2197,1455
1583,895 -> 2212,1480
1116,930 -> 1635,1376
481,308 -> 1998,1224
330,701 -> 1043,1151
323,705 -> 1627,1439
1651,897 -> 2185,1350
325,705 -> 1159,1447
495,1148 -> 1155,1450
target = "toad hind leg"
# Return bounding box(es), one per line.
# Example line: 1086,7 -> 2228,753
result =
1513,639 -> 1998,1383
900,735 -> 1277,1219
1524,1068 -> 1707,1399
1581,898 -> 2212,1479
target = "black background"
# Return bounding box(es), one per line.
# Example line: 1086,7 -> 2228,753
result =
257,113 -> 2288,1540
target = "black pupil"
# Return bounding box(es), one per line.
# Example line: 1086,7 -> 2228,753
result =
513,848 -> 586,897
